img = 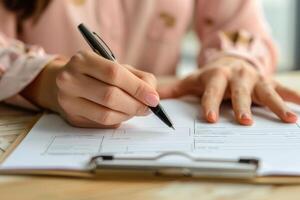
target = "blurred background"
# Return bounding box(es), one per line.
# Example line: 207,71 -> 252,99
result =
178,0 -> 299,76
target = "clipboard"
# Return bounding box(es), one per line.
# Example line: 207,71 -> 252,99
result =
0,118 -> 259,180
89,152 -> 259,179
88,153 -> 300,184
1,115 -> 300,184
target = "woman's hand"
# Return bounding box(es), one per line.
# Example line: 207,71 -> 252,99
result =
22,51 -> 159,128
158,56 -> 300,125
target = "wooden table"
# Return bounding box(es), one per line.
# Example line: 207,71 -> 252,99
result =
0,72 -> 300,200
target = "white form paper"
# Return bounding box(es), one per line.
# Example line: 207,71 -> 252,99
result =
1,99 -> 300,176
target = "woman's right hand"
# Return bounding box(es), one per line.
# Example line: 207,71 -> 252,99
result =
23,51 -> 159,128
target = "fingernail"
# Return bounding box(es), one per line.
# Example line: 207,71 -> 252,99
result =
285,112 -> 298,122
207,111 -> 217,123
144,93 -> 159,107
240,113 -> 253,125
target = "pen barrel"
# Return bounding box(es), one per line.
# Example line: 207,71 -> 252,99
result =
149,105 -> 173,128
149,106 -> 161,115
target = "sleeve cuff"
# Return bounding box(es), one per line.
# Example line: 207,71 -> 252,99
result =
0,55 -> 58,110
199,30 -> 277,75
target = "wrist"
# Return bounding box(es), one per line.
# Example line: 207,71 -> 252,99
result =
21,58 -> 67,112
204,54 -> 270,76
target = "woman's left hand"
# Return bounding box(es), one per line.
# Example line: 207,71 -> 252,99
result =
158,56 -> 300,125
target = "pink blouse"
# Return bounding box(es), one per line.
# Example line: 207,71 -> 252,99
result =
0,0 -> 277,109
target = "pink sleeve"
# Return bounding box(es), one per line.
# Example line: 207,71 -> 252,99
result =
195,0 -> 278,75
0,32 -> 57,110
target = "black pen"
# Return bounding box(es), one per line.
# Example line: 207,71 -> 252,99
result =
78,23 -> 175,130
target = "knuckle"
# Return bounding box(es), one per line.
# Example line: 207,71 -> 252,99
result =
106,63 -> 120,82
79,50 -> 93,58
237,65 -> 249,75
203,88 -> 214,97
98,111 -> 113,125
69,51 -> 92,72
134,83 -> 146,98
234,65 -> 257,79
103,87 -> 117,104
70,51 -> 85,64
264,89 -> 275,97
69,51 -> 95,69
144,72 -> 155,80
56,71 -> 72,88
205,67 -> 230,81
257,74 -> 268,83
257,79 -> 273,92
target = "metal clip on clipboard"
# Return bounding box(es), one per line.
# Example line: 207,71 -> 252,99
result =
89,152 -> 259,179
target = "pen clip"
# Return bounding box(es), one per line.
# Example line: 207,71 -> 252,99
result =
92,32 -> 116,60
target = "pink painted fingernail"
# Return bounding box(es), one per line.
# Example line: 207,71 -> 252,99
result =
144,93 -> 159,107
285,112 -> 298,122
207,111 -> 217,123
240,113 -> 253,125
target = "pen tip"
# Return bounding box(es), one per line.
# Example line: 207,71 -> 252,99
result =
171,126 -> 175,130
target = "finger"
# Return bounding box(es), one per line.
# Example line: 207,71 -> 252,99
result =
275,82 -> 300,104
65,115 -> 120,129
230,69 -> 256,125
58,73 -> 149,116
201,71 -> 227,123
157,79 -> 184,99
74,51 -> 159,107
158,71 -> 205,99
124,65 -> 157,89
255,81 -> 298,123
58,94 -> 132,126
